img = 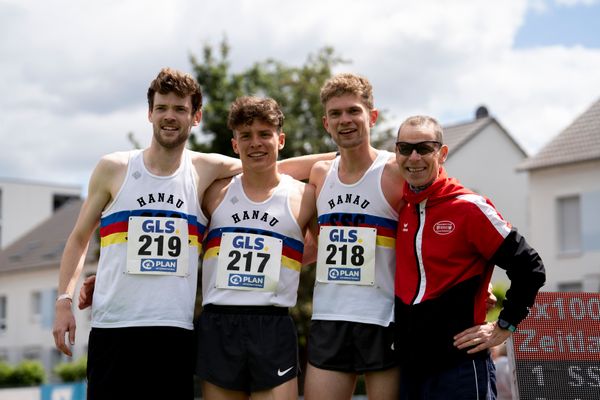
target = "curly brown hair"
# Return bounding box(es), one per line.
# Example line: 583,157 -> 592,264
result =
147,67 -> 203,114
227,96 -> 284,134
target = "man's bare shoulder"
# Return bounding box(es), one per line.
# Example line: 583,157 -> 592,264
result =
382,152 -> 405,211
189,151 -> 236,166
203,176 -> 235,215
91,151 -> 131,183
189,151 -> 242,187
207,176 -> 235,194
97,151 -> 130,171
286,176 -> 314,198
188,150 -> 211,162
309,159 -> 333,183
313,158 -> 334,172
88,151 -> 132,201
384,152 -> 403,176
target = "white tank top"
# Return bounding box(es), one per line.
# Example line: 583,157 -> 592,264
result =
202,174 -> 304,307
93,149 -> 206,329
313,150 -> 398,326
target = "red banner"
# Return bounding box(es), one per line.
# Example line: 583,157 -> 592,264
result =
512,292 -> 600,361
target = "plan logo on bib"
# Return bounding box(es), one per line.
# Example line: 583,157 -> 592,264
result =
228,273 -> 265,289
141,258 -> 178,272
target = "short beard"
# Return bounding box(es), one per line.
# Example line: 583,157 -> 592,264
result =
153,129 -> 189,149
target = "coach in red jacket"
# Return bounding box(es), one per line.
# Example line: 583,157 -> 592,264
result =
393,115 -> 545,400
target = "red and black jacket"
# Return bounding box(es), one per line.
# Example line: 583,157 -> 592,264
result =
394,168 -> 545,371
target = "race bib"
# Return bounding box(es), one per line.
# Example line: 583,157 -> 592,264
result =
216,232 -> 282,292
126,216 -> 189,276
316,226 -> 376,285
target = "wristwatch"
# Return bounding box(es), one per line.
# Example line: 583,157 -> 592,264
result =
497,318 -> 517,332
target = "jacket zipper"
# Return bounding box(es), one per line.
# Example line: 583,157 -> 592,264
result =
410,200 -> 427,304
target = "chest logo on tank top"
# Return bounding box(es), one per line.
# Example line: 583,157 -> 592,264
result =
326,193 -> 371,210
316,226 -> 376,285
136,192 -> 185,209
231,209 -> 280,227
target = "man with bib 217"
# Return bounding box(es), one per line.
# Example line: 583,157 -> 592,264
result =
195,96 -> 317,400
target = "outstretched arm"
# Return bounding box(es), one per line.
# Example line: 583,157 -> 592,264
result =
52,156 -> 115,356
199,153 -> 242,180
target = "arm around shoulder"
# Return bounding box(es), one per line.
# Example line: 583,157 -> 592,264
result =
279,151 -> 337,181
308,159 -> 333,189
191,152 -> 242,186
291,181 -> 318,266
201,176 -> 234,217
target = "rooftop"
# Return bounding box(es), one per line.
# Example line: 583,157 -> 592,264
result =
519,97 -> 600,171
0,199 -> 99,273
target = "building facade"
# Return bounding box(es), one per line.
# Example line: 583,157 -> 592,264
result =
443,107 -> 529,238
519,98 -> 600,292
0,178 -> 81,249
0,199 -> 96,379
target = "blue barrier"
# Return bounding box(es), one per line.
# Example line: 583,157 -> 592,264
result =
41,382 -> 86,400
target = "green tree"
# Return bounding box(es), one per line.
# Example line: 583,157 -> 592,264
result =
54,356 -> 87,383
188,39 -> 398,157
4,360 -> 45,387
487,281 -> 508,322
0,362 -> 12,386
189,40 -> 246,156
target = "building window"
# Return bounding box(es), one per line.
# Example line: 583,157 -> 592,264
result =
42,288 -> 58,329
50,348 -> 63,369
31,291 -> 42,323
557,195 -> 581,254
0,296 -> 6,333
0,348 -> 7,362
22,346 -> 41,360
557,281 -> 583,292
0,188 -> 3,247
53,194 -> 79,211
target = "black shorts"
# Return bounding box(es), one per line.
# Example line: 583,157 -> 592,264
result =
307,320 -> 398,373
87,326 -> 194,400
195,304 -> 298,393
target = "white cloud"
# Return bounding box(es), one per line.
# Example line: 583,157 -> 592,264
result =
434,45 -> 600,152
554,0 -> 599,6
1,0 -> 599,186
528,0 -> 599,12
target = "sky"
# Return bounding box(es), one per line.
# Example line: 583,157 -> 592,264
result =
1,0 -> 599,192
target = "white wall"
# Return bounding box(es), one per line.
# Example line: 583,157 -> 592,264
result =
0,265 -> 94,374
528,159 -> 600,291
0,180 -> 81,249
0,387 -> 38,400
444,124 -> 528,237
444,124 -> 529,286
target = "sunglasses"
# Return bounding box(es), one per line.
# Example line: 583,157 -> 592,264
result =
395,141 -> 442,156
